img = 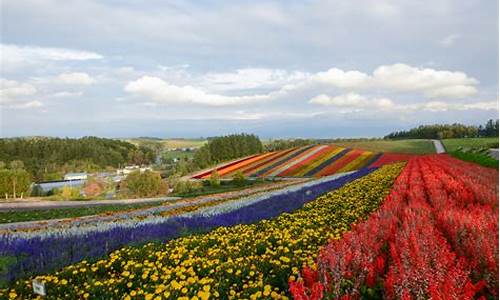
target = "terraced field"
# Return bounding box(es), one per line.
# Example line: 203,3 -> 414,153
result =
192,144 -> 415,179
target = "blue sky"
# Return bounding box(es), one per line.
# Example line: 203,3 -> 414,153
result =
0,0 -> 498,138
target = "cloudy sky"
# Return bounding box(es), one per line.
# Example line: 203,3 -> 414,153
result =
1,0 -> 498,138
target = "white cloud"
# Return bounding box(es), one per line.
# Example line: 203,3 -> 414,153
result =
313,68 -> 369,89
0,79 -> 43,109
420,100 -> 498,112
1,44 -> 102,71
439,34 -> 460,47
125,76 -> 282,106
57,72 -> 95,85
309,93 -> 394,110
49,91 -> 83,98
10,100 -> 43,109
311,63 -> 478,99
201,68 -> 309,92
372,64 -> 478,98
0,79 -> 37,103
309,92 -> 497,113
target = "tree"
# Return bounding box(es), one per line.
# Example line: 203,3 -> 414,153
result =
0,137 -> 155,181
231,171 -> 246,187
121,170 -> 167,197
209,170 -> 220,187
9,160 -> 24,170
0,169 -> 31,199
0,161 -> 5,169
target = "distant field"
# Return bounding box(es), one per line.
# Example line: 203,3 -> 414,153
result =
329,139 -> 435,154
162,150 -> 195,160
161,139 -> 207,149
125,138 -> 207,149
442,137 -> 499,152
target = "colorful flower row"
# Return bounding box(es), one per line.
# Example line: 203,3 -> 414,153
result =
192,145 -> 412,179
290,154 -> 498,299
1,164 -> 404,299
0,179 -> 308,234
0,169 -> 368,286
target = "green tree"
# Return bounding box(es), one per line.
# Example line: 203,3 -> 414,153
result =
0,169 -> 31,199
209,170 -> 221,187
9,160 -> 24,170
121,170 -> 167,198
231,171 -> 246,187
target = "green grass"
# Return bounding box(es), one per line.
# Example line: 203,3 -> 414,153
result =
0,200 -> 168,224
449,150 -> 499,169
441,137 -> 499,152
330,139 -> 435,154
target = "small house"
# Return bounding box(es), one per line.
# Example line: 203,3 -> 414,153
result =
64,172 -> 88,181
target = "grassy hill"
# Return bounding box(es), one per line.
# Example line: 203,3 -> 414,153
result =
328,139 -> 435,154
441,137 -> 499,152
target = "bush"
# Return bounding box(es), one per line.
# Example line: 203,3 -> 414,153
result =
231,171 -> 246,186
209,170 -> 220,187
121,170 -> 167,198
57,186 -> 81,200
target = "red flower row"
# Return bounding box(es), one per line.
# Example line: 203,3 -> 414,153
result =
290,154 -> 498,299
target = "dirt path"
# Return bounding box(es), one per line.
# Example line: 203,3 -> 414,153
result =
432,139 -> 446,154
489,148 -> 499,159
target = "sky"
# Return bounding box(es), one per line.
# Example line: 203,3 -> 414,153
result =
0,0 -> 498,139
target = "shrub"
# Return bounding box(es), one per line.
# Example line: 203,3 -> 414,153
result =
121,170 -> 167,198
209,170 -> 220,187
231,171 -> 246,186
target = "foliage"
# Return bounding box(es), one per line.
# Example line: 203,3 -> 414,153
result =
57,186 -> 81,200
192,133 -> 263,169
0,137 -> 155,181
385,119 -> 499,139
264,139 -> 316,152
120,171 -> 167,198
209,170 -> 220,187
231,171 -> 246,186
1,164 -> 403,298
291,155 -> 498,299
171,179 -> 203,195
0,169 -> 31,198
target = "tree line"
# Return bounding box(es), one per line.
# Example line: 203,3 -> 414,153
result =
0,137 -> 155,181
191,133 -> 263,169
384,119 -> 499,140
264,139 -> 316,152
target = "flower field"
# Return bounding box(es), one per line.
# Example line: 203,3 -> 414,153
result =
1,164 -> 404,299
290,154 -> 499,299
192,145 -> 412,179
0,168 -> 373,287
